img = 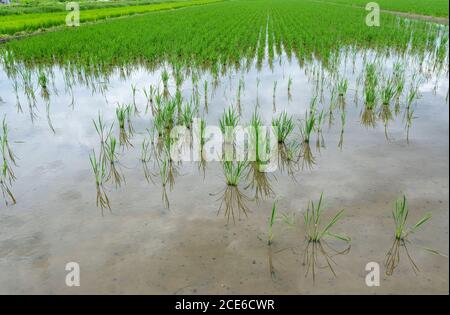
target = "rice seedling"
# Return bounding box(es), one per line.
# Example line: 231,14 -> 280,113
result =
223,160 -> 248,187
116,104 -> 133,147
161,69 -> 170,98
268,199 -> 278,245
299,110 -> 316,170
0,117 -> 17,206
303,193 -> 351,281
131,84 -> 139,114
272,111 -> 294,144
277,141 -> 300,178
181,101 -> 197,130
385,195 -> 434,276
105,135 -> 123,187
315,109 -> 325,151
143,85 -> 155,114
217,184 -> 252,224
158,156 -> 170,209
38,71 -> 50,101
404,106 -> 416,144
141,138 -> 155,184
89,149 -> 110,214
337,77 -> 348,97
219,106 -> 240,135
245,161 -> 275,201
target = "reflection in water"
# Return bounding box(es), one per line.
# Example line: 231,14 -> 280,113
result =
217,185 -> 252,224
245,162 -> 275,201
277,142 -> 300,178
384,239 -> 419,276
0,117 -> 17,206
303,240 -> 351,283
89,149 -> 111,215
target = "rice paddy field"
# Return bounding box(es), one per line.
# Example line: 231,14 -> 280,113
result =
0,0 -> 448,295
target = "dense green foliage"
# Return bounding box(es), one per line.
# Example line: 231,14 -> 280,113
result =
0,0 -> 221,36
1,0 -> 447,72
321,0 -> 449,17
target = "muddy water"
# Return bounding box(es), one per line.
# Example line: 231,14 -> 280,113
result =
0,48 -> 448,294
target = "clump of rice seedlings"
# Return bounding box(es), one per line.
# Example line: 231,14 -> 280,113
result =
131,84 -> 139,114
223,160 -> 248,187
299,110 -> 316,170
116,104 -> 134,147
143,85 -> 155,114
245,161 -> 275,201
303,193 -> 351,281
361,83 -> 377,128
278,141 -> 300,178
337,77 -> 348,98
315,109 -> 325,151
198,118 -> 208,178
161,69 -> 170,98
0,117 -> 17,206
385,195 -> 433,276
181,101 -> 197,130
38,71 -> 50,101
174,66 -> 184,91
272,111 -> 294,144
380,77 -> 396,106
105,135 -> 123,188
158,156 -> 170,209
89,149 -> 110,214
140,138 -> 155,184
154,98 -> 177,137
219,106 -> 240,134
217,160 -> 251,224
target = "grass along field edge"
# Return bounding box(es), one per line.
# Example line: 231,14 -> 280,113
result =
0,0 -> 225,38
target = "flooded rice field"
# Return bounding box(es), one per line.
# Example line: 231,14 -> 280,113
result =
0,45 -> 448,294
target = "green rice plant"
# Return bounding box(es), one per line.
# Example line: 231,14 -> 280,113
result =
89,149 -> 110,214
131,84 -> 139,114
217,184 -> 252,224
299,110 -> 316,169
38,71 -> 50,101
158,156 -> 170,209
143,85 -> 155,114
272,111 -> 294,144
181,101 -> 197,130
268,199 -> 277,245
250,108 -> 264,164
277,141 -> 300,178
116,104 -> 133,147
141,138 -> 155,184
385,195 -> 434,276
380,77 -> 396,106
303,193 -> 350,281
0,117 -> 16,206
223,160 -> 248,186
105,135 -> 123,187
405,106 -> 416,144
303,193 -> 350,243
392,195 -> 431,241
219,106 -> 239,134
337,77 -> 348,97
315,109 -> 325,151
161,69 -> 170,98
